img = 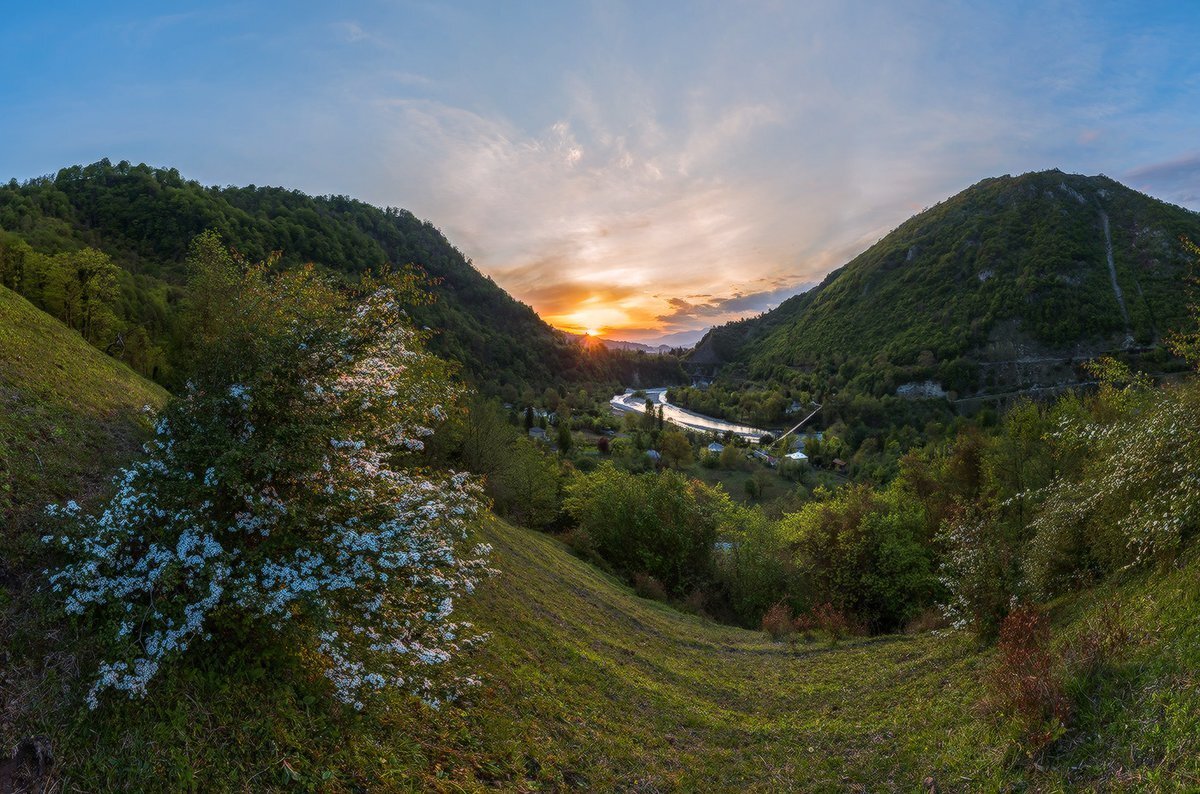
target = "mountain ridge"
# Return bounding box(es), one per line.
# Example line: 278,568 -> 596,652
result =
0,159 -> 684,394
689,169 -> 1200,398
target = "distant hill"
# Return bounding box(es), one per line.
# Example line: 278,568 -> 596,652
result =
567,333 -> 677,354
690,170 -> 1200,399
0,159 -> 682,393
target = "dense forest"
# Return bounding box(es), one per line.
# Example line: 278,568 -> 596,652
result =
0,159 -> 684,394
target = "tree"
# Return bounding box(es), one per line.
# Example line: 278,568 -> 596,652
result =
719,445 -> 742,471
658,430 -> 693,469
70,248 -> 121,344
433,396 -> 519,479
491,437 -> 562,528
0,232 -> 31,292
564,465 -> 733,594
556,419 -> 574,453
44,232 -> 491,710
524,406 -> 535,431
641,399 -> 657,431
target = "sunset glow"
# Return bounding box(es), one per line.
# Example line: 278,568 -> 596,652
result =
4,3 -> 1198,346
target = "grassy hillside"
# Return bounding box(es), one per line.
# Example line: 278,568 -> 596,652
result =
3,516 -> 1192,791
0,284 -> 167,532
692,170 -> 1200,396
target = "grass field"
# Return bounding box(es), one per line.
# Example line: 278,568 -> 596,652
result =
0,285 -> 168,533
3,289 -> 1200,791
11,516 -> 1193,791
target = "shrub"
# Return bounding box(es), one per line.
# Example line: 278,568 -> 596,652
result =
1062,599 -> 1134,681
782,484 -> 938,632
760,601 -> 794,640
682,588 -> 708,616
938,502 -> 1019,637
42,234 -> 492,710
559,526 -> 596,561
632,572 -> 668,602
712,510 -> 796,627
1027,382 -> 1199,594
983,604 -> 1069,757
564,464 -> 734,595
903,607 -> 950,635
794,602 -> 858,643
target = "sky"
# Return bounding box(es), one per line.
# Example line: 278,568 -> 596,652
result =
3,2 -> 1200,344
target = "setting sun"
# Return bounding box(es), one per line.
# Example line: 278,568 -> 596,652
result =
585,328 -> 600,337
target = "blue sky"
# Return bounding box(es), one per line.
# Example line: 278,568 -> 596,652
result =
3,1 -> 1200,342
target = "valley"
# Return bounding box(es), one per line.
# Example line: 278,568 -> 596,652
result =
4,164 -> 1200,791
6,5 -> 1200,790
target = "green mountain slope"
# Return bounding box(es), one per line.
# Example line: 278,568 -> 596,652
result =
0,159 -> 678,392
0,284 -> 167,533
692,170 -> 1200,396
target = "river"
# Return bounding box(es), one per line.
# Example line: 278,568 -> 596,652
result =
609,387 -> 771,443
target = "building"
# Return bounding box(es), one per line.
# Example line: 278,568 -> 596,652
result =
784,451 -> 808,462
528,427 -> 548,441
752,449 -> 777,467
707,442 -> 725,454
646,449 -> 662,462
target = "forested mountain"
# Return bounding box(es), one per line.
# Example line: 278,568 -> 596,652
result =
0,159 -> 681,392
690,170 -> 1200,399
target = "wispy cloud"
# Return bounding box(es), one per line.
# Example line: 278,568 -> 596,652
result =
351,94 -> 812,337
9,2 -> 1200,344
1125,153 -> 1200,207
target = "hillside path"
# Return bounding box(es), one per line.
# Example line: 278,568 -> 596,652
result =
1099,209 -> 1133,341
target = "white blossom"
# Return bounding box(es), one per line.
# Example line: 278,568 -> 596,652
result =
45,286 -> 493,709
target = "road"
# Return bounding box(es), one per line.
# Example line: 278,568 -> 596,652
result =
610,387 -> 771,443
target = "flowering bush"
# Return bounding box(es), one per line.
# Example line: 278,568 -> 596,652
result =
1027,380 -> 1199,594
43,233 -> 491,710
